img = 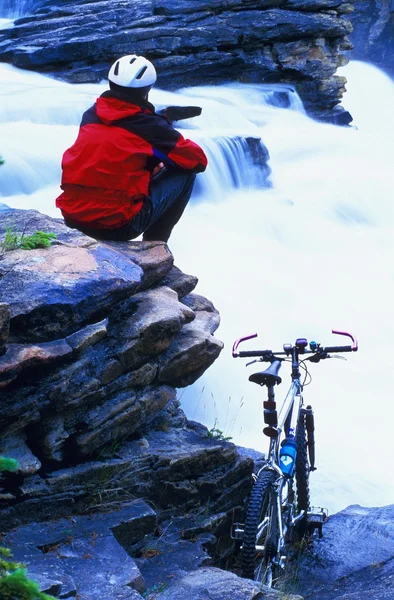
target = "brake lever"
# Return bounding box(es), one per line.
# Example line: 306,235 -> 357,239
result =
308,353 -> 346,363
246,358 -> 263,367
308,353 -> 327,363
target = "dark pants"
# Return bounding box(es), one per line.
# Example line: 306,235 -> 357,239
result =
66,169 -> 196,243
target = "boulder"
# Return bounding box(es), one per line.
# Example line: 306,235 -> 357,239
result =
151,566 -> 303,599
297,504 -> 394,600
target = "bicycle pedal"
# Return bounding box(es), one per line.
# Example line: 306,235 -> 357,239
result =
307,507 -> 328,538
231,523 -> 244,540
307,506 -> 328,524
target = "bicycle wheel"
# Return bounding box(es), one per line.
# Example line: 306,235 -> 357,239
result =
241,469 -> 278,582
295,411 -> 310,536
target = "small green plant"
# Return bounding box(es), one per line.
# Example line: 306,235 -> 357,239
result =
207,419 -> 232,441
0,227 -> 57,253
0,458 -> 56,599
0,156 -> 4,166
20,231 -> 57,250
0,548 -> 55,600
142,582 -> 168,598
1,227 -> 20,252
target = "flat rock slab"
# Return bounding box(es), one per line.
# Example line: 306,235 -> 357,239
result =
152,566 -> 303,599
4,500 -> 157,599
134,526 -> 215,594
300,504 -> 394,582
0,242 -> 143,342
131,514 -> 302,599
0,208 -> 178,343
297,504 -> 394,600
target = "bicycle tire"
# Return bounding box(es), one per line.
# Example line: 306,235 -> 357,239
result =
241,469 -> 278,581
295,411 -> 310,536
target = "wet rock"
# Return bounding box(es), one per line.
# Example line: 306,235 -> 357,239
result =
309,104 -> 353,125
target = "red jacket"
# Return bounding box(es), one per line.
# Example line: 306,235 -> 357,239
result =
56,91 -> 207,229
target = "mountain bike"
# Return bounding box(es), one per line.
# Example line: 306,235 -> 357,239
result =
231,329 -> 358,586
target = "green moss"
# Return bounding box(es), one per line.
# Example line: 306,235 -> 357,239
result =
0,457 -> 18,472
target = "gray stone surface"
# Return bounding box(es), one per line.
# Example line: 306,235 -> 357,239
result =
152,566 -> 303,599
161,265 -> 198,300
300,504 -> 394,582
297,504 -> 394,600
4,500 -> 156,599
0,432 -> 41,475
0,242 -> 143,343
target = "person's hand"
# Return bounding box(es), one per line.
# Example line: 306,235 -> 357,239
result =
151,162 -> 165,177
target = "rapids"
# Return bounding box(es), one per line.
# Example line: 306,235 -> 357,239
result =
1,59 -> 394,513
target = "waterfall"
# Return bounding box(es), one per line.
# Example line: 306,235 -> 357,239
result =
0,0 -> 45,19
1,60 -> 394,514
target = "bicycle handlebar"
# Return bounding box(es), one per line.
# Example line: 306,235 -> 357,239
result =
232,329 -> 358,359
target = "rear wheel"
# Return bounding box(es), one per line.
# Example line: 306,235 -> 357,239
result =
241,469 -> 278,583
295,411 -> 310,537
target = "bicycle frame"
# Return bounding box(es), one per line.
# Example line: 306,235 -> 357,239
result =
258,377 -> 304,560
232,330 -> 358,585
265,379 -> 303,467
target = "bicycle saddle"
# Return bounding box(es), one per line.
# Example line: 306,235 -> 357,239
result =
249,359 -> 282,386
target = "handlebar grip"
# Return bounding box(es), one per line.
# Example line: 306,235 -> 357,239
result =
323,345 -> 353,353
238,350 -> 268,358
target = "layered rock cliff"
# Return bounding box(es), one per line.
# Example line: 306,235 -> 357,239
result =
0,205 -> 254,533
347,0 -> 394,76
0,0 -> 355,119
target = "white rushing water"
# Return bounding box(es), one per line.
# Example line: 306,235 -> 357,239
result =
0,0 -> 44,19
1,60 -> 394,514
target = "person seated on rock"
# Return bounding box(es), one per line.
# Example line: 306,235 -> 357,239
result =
56,54 -> 207,243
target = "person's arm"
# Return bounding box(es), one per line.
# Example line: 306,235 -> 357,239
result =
129,112 -> 208,173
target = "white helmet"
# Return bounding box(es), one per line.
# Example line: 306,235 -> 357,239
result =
108,55 -> 157,88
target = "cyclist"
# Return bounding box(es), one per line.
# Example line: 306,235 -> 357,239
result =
56,55 -> 207,243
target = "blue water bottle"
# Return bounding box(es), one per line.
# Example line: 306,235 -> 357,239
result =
279,438 -> 297,477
